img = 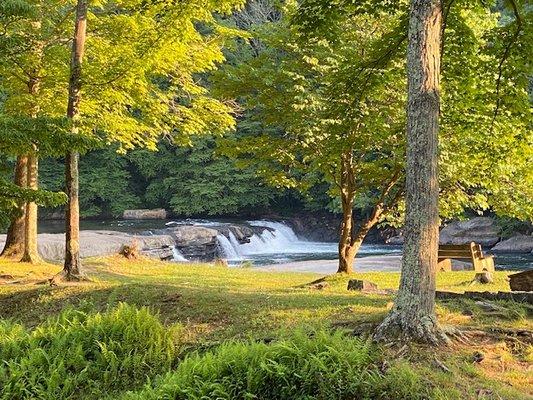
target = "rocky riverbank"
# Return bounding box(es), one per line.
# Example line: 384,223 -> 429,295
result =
3,215 -> 531,264
386,217 -> 533,254
0,223 -> 267,263
0,231 -> 176,262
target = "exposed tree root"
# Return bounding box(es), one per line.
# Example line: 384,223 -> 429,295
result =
0,244 -> 24,260
48,269 -> 90,286
374,311 -> 451,346
20,253 -> 43,264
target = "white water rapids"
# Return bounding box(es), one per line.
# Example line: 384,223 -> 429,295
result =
211,220 -> 399,265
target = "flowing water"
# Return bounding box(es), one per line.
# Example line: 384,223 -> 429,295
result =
39,219 -> 532,270
214,220 -> 401,266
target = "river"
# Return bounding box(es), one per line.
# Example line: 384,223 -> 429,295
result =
38,218 -> 532,270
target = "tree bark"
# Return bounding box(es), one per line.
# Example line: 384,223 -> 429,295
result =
337,151 -> 356,273
20,69 -> 42,263
337,152 -> 402,273
21,154 -> 41,263
1,155 -> 28,259
62,0 -> 87,280
374,0 -> 448,345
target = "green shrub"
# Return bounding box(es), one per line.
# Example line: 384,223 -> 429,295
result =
0,303 -> 183,400
120,329 -> 433,400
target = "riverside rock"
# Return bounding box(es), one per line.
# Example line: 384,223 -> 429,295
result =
439,217 -> 500,246
0,231 -> 175,261
169,226 -> 219,261
123,209 -> 167,220
217,225 -> 255,244
492,234 -> 533,253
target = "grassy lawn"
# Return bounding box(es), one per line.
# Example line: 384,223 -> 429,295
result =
0,256 -> 531,399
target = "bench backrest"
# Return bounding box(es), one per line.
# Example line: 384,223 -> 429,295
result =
438,242 -> 484,261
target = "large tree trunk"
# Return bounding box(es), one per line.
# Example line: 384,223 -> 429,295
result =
338,204 -> 385,274
337,151 -> 356,273
62,0 -> 87,281
1,156 -> 28,259
374,0 -> 447,344
21,154 -> 41,263
20,71 -> 42,264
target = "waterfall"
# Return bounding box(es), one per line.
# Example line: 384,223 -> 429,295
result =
248,220 -> 299,242
217,234 -> 243,261
171,246 -> 188,262
216,220 -> 309,259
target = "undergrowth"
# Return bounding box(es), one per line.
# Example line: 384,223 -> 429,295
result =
120,329 -> 439,400
0,303 -> 183,400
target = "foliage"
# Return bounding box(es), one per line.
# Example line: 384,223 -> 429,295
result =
215,0 -> 532,228
0,303 -> 183,400
437,0 -> 533,222
121,329 -> 433,400
37,139 -> 284,218
128,138 -> 278,216
0,157 -> 66,230
0,0 -> 246,149
77,0 -> 246,150
0,0 -> 249,226
40,148 -> 140,218
216,3 -> 406,220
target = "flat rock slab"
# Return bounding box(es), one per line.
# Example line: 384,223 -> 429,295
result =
0,231 -> 175,262
509,269 -> 533,291
123,209 -> 167,219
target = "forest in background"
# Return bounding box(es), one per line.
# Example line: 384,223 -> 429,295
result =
14,0 -> 527,238
1,0 -> 531,275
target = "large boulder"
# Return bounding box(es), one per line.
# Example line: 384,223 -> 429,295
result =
123,209 -> 167,220
439,217 -> 500,246
169,226 -> 219,261
286,213 -> 340,242
492,234 -> 533,253
385,234 -> 404,245
216,224 -> 255,244
0,231 -> 176,261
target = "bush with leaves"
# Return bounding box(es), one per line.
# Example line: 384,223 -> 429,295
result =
120,329 -> 434,400
0,304 -> 183,400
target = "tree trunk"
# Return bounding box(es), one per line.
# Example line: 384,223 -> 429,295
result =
1,155 -> 28,259
337,151 -> 356,273
338,206 -> 384,274
374,0 -> 448,345
62,0 -> 87,280
21,154 -> 41,263
338,211 -> 357,274
20,71 -> 41,264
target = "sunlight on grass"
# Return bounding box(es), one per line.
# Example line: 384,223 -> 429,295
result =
1,256 -> 531,399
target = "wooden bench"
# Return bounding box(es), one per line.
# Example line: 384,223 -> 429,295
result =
438,242 -> 495,272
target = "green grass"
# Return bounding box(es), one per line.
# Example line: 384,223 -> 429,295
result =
0,256 -> 531,399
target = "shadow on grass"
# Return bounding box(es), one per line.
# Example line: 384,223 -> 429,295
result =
0,280 -> 392,336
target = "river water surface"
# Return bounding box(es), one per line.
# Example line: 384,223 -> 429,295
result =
39,219 -> 532,270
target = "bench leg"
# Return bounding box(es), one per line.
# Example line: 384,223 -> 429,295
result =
482,256 -> 495,273
438,258 -> 452,272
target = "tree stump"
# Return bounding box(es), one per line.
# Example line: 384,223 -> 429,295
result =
473,271 -> 493,284
347,279 -> 378,292
120,242 -> 139,259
